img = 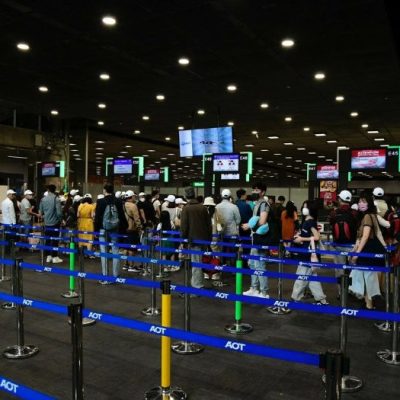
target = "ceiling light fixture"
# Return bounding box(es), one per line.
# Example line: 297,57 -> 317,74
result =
178,57 -> 190,65
97,121 -> 104,126
98,103 -> 106,109
102,16 -> 117,26
327,140 -> 337,144
350,111 -> 358,117
156,94 -> 165,101
260,103 -> 269,109
16,42 -> 30,51
281,38 -> 295,48
227,121 -> 234,126
50,110 -> 58,115
251,130 -> 258,134
244,144 -> 254,147
99,73 -> 110,80
227,84 -> 237,92
284,116 -> 292,122
335,95 -> 345,102
284,142 -> 293,145
178,126 -> 184,130
95,141 -> 105,144
303,127 -> 310,131
267,136 -> 279,139
374,138 -> 385,142
314,72 -> 326,80
197,109 -> 205,115
38,86 -> 48,93
314,133 -> 326,137
361,123 -> 369,128
297,147 -> 306,150
147,149 -> 156,152
165,137 -> 171,141
308,151 -> 316,155
261,149 -> 269,152
367,130 -> 379,134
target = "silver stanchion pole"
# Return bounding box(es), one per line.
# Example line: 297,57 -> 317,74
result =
1,239 -> 16,310
142,239 -> 161,316
375,251 -> 392,332
267,242 -> 291,315
324,349 -> 344,400
377,262 -> 400,365
3,258 -> 39,359
156,231 -> 169,279
69,303 -> 84,400
171,252 -> 204,355
0,226 -> 11,282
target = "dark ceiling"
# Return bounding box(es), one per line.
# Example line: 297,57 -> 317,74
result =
0,0 -> 400,182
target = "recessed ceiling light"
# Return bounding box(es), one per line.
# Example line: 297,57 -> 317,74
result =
374,138 -> 385,142
255,157 -> 262,160
95,147 -> 104,150
318,155 -> 326,158
335,95 -> 345,102
297,147 -> 306,150
273,153 -> 282,156
102,16 -> 117,26
95,140 -> 105,144
326,159 -> 333,162
295,159 -> 302,162
167,153 -> 175,156
117,155 -> 124,158
303,127 -> 310,132
165,137 -> 171,141
251,130 -> 258,134
142,115 -> 149,120
350,111 -> 358,117
260,103 -> 269,109
284,116 -> 292,122
361,123 -> 369,128
38,86 -> 48,93
120,151 -> 128,154
308,151 -> 316,155
96,153 -> 103,155
156,94 -> 165,101
178,57 -> 190,65
285,156 -> 293,159
98,103 -> 106,109
327,140 -> 337,144
99,73 -> 110,80
50,110 -> 58,115
147,149 -> 156,152
17,42 -> 30,51
227,121 -> 234,126
283,142 -> 293,145
267,136 -> 279,139
197,109 -> 205,115
314,133 -> 326,137
245,144 -> 254,147
97,121 -> 104,126
261,149 -> 269,152
133,130 -> 141,134
367,130 -> 379,134
314,72 -> 326,80
227,84 -> 237,92
142,154 -> 149,157
70,149 -> 78,152
281,38 -> 295,48
380,144 -> 389,147
178,126 -> 184,130
125,145 -> 132,148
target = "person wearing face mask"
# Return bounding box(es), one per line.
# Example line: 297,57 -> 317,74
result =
349,192 -> 386,309
19,190 -> 39,236
291,201 -> 329,305
137,192 -> 156,228
241,182 -> 271,298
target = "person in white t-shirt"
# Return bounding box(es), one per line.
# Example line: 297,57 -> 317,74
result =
1,189 -> 17,225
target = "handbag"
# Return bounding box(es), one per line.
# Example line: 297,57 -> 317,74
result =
202,252 -> 221,277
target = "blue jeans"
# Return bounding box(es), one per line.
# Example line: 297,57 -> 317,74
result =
191,245 -> 205,288
249,248 -> 268,294
100,230 -> 120,277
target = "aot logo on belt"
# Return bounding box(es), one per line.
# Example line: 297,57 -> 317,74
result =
0,379 -> 19,393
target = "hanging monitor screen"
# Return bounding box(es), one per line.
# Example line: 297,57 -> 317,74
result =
113,159 -> 133,174
41,162 -> 57,177
212,153 -> 239,172
351,149 -> 386,170
179,126 -> 233,157
221,173 -> 240,180
316,165 -> 338,179
144,168 -> 160,181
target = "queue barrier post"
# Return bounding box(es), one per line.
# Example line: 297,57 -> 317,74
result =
171,252 -> 204,355
267,241 -> 291,315
62,237 -> 79,299
377,261 -> 400,365
40,225 -> 45,267
3,258 -> 39,359
68,303 -> 84,400
322,349 -> 345,400
78,247 -> 96,327
375,251 -> 392,332
142,237 -> 161,316
0,225 -> 11,282
1,239 -> 16,310
145,280 -> 187,400
156,231 -> 169,279
225,247 -> 253,335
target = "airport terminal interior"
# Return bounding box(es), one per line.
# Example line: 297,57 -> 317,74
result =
0,1 -> 400,399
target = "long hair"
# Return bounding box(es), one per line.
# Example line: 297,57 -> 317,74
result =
359,191 -> 377,214
285,201 -> 296,219
159,210 -> 172,230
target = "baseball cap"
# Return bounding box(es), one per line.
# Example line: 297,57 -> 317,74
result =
203,197 -> 216,206
338,190 -> 352,202
7,189 -> 16,195
73,195 -> 82,203
139,192 -> 146,197
83,193 -> 92,199
373,187 -> 384,197
166,194 -> 176,203
125,190 -> 135,198
221,189 -> 231,198
115,191 -> 122,198
175,198 -> 187,205
24,190 -> 33,196
70,189 -> 79,196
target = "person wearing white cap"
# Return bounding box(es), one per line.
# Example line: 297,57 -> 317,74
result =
1,189 -> 17,225
161,194 -> 175,212
373,187 -> 388,218
215,189 -> 241,266
70,189 -> 79,197
77,193 -> 95,255
115,191 -> 122,199
19,190 -> 38,234
164,195 -> 177,224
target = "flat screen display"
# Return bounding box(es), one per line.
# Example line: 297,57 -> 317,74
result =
351,149 -> 386,170
144,168 -> 160,181
212,153 -> 239,172
41,162 -> 56,177
113,159 -> 133,174
221,173 -> 240,180
179,126 -> 233,157
316,165 -> 338,180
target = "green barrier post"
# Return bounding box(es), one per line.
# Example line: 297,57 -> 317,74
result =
62,239 -> 79,299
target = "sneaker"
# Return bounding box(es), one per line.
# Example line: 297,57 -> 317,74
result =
46,255 -> 52,263
314,299 -> 329,305
127,265 -> 143,273
98,280 -> 112,285
212,280 -> 228,287
257,292 -> 270,299
169,266 -> 180,272
52,256 -> 63,263
204,273 -> 210,280
211,273 -> 221,280
243,288 -> 260,297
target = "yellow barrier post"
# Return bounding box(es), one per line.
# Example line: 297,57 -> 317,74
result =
145,280 -> 187,400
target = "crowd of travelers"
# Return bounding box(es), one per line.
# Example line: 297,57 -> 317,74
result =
1,182 -> 399,308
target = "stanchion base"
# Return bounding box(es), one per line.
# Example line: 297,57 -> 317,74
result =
0,276 -> 11,282
145,386 -> 187,400
141,307 -> 161,317
1,302 -> 16,310
3,345 -> 39,359
225,322 -> 253,335
374,321 -> 392,332
68,318 -> 96,327
61,290 -> 79,299
266,306 -> 292,315
321,374 -> 363,392
377,349 -> 400,365
156,272 -> 170,279
171,341 -> 204,355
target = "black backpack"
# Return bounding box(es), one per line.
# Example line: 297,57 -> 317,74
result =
332,209 -> 356,244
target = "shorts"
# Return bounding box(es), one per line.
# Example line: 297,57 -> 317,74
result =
125,230 -> 141,245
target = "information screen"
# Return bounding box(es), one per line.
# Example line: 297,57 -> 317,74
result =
351,149 -> 386,170
179,127 -> 233,157
212,153 -> 239,172
144,168 -> 160,181
221,173 -> 240,180
316,165 -> 338,180
113,159 -> 133,174
41,162 -> 56,177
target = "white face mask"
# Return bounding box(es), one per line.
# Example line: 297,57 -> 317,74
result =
302,207 -> 310,217
139,197 -> 145,202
